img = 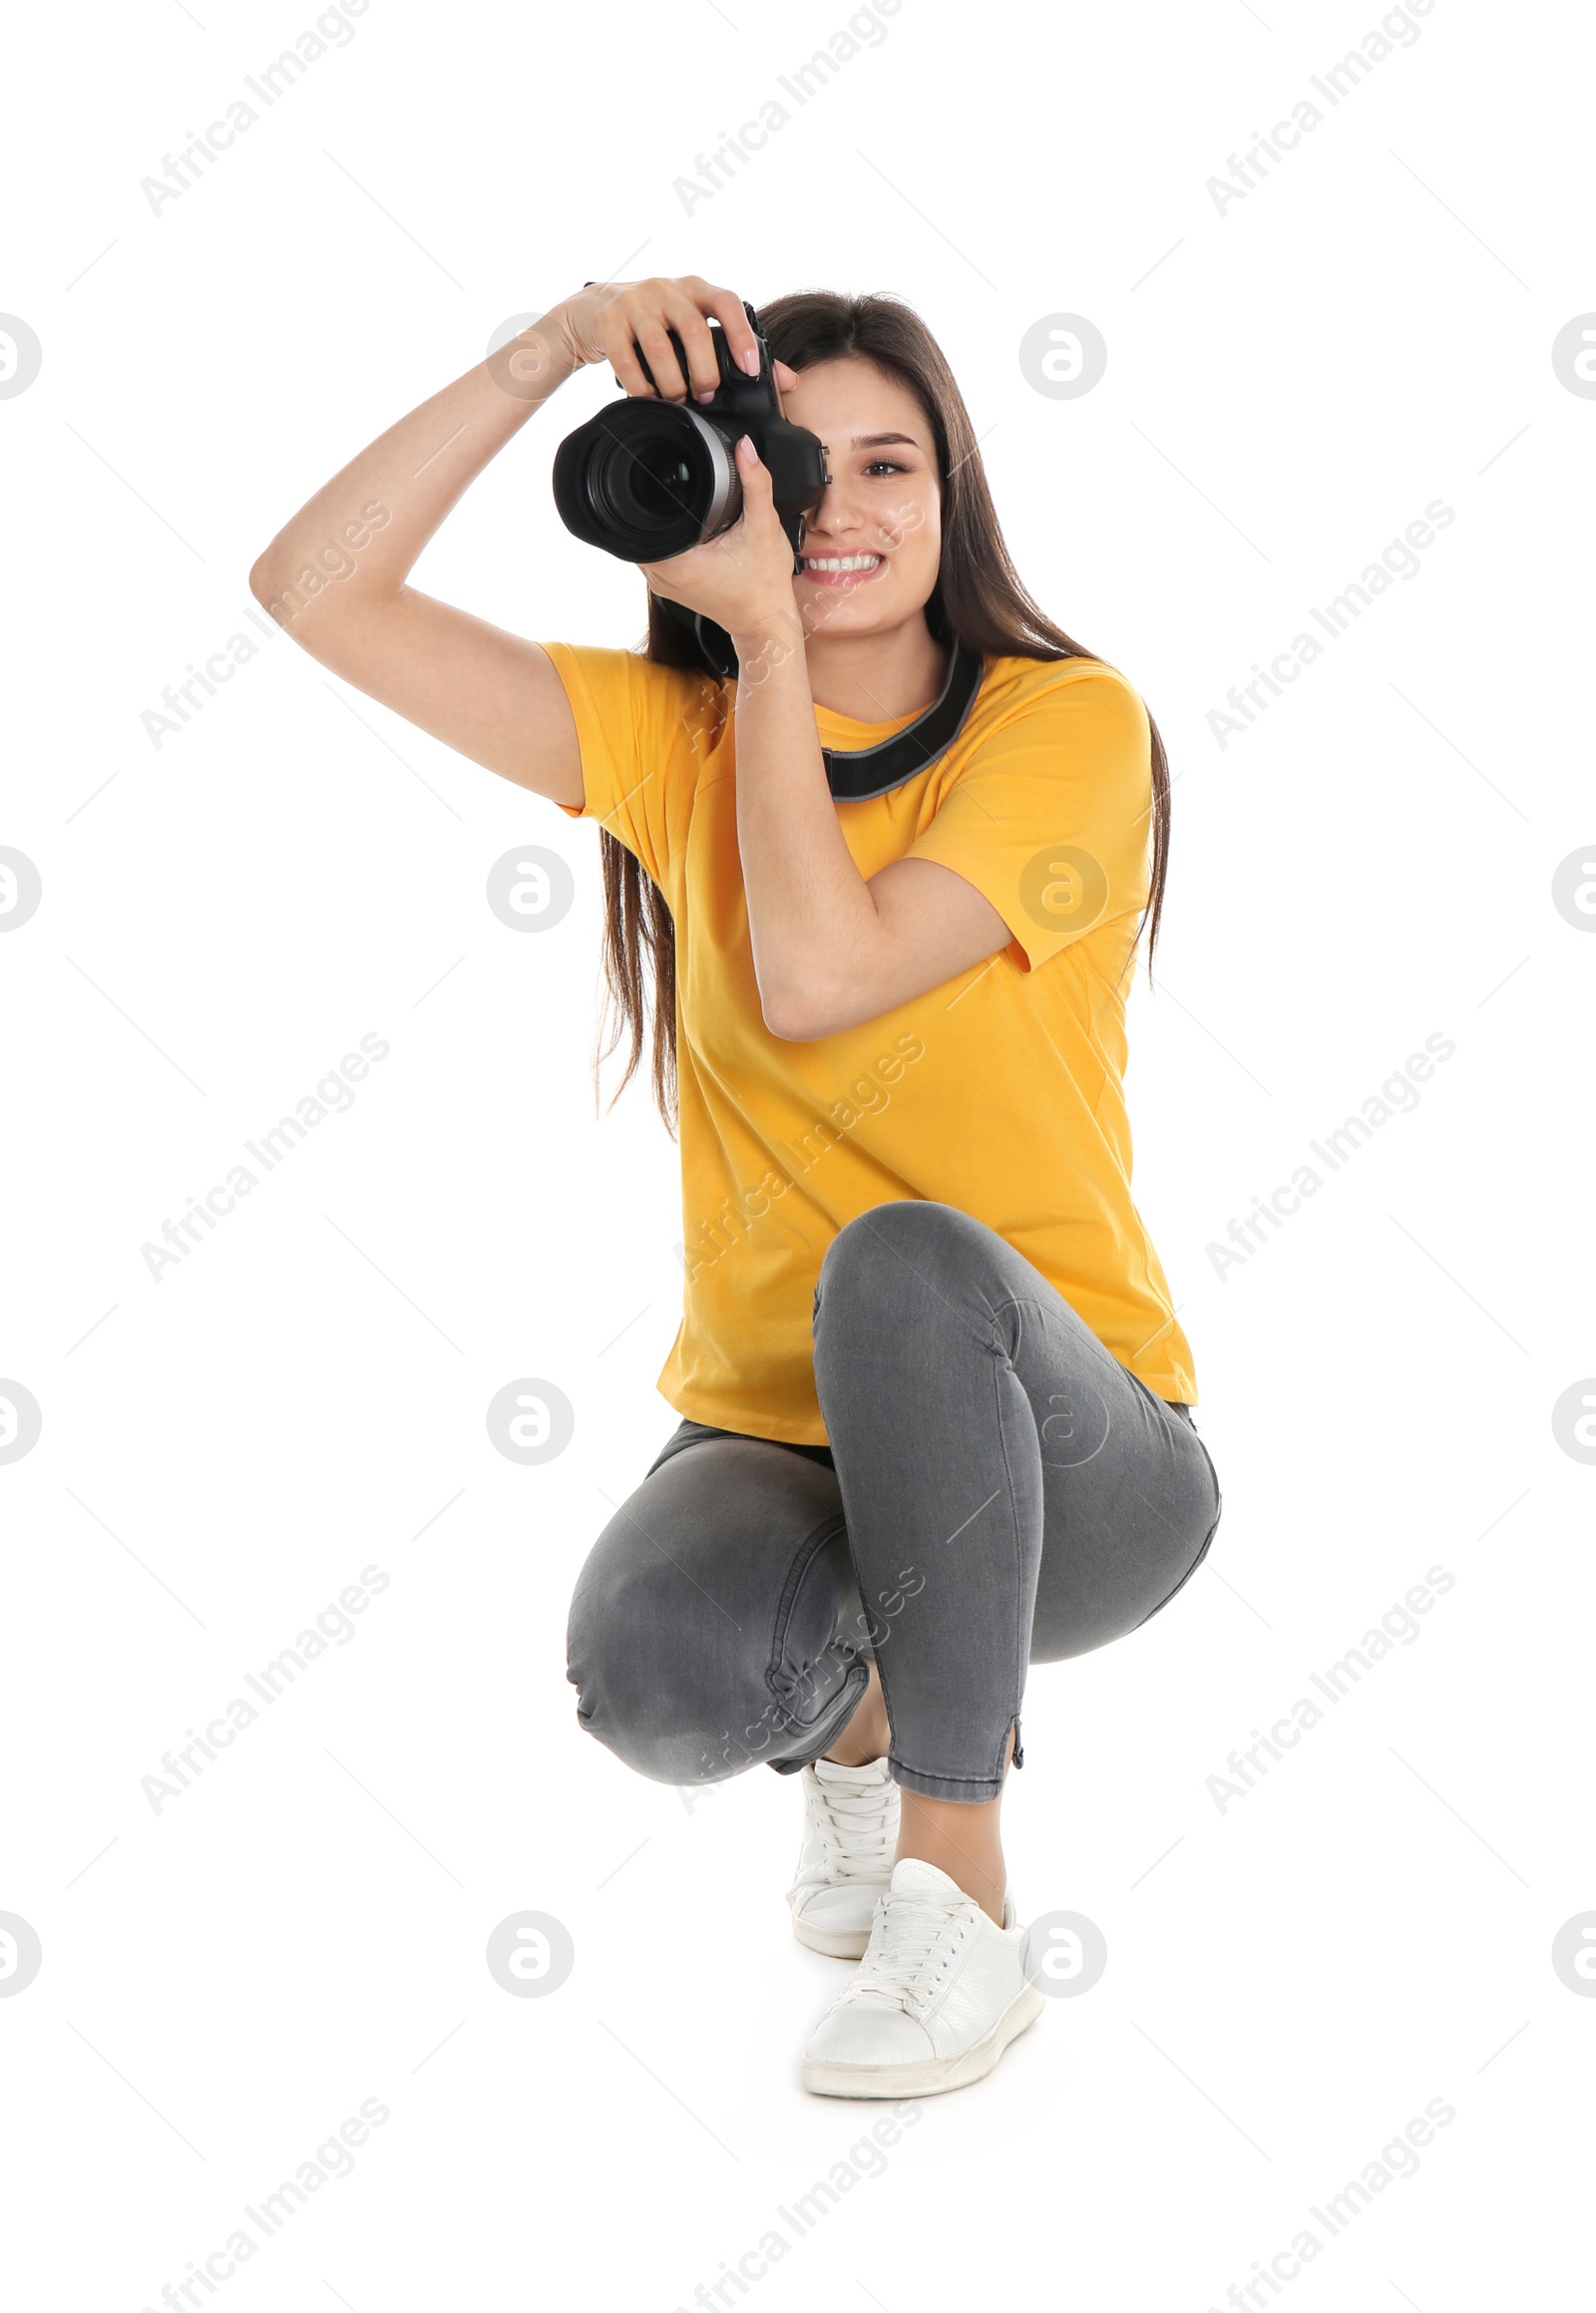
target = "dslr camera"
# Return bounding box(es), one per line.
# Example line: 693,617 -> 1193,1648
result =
552,299 -> 829,565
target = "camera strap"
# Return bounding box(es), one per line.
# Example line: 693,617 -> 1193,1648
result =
671,606 -> 986,801
819,635 -> 985,802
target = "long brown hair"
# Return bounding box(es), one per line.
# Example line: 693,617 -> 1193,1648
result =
595,288 -> 1172,1134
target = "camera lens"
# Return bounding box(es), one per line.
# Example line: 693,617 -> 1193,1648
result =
553,400 -> 739,561
617,438 -> 698,524
593,412 -> 727,550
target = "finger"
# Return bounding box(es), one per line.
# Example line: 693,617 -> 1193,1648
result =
597,301 -> 657,398
630,278 -> 698,398
659,288 -> 725,402
631,315 -> 691,402
773,358 -> 803,394
735,433 -> 776,502
697,284 -> 763,378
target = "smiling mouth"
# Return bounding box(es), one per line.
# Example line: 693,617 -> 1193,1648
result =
799,553 -> 885,585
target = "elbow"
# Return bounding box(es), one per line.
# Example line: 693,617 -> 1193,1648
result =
246,550 -> 287,621
760,976 -> 848,1043
247,543 -> 389,637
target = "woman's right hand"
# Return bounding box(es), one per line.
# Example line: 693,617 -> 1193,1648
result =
550,275 -> 764,405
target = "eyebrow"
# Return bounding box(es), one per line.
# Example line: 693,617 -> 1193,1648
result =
849,432 -> 923,450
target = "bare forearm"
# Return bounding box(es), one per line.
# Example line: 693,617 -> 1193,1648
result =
729,621 -> 884,1036
248,319 -> 578,620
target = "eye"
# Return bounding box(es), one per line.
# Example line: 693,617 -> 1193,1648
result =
863,459 -> 906,477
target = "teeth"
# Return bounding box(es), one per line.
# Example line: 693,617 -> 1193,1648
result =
802,555 -> 882,572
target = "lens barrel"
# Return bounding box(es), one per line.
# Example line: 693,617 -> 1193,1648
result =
552,400 -> 739,562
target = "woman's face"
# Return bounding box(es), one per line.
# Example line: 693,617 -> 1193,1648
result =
774,356 -> 943,643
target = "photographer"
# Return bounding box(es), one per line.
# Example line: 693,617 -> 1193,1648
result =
249,272 -> 1221,2102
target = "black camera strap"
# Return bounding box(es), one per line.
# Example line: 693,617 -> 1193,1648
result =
819,635 -> 985,802
670,605 -> 986,802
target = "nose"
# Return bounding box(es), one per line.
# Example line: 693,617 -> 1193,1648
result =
804,479 -> 863,541
805,474 -> 894,550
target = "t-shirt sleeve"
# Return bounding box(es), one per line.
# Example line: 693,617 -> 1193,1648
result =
903,662 -> 1154,971
540,640 -> 723,888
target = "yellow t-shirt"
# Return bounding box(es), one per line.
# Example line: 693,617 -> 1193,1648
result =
547,640 -> 1197,1444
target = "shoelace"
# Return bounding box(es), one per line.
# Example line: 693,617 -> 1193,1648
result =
813,1777 -> 896,1883
846,1891 -> 977,2016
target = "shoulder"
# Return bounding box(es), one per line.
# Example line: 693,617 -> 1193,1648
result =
542,641 -> 730,737
980,652 -> 1148,731
963,654 -> 1152,793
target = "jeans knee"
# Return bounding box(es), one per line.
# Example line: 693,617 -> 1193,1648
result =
814,1201 -> 996,1367
570,1639 -> 828,1789
817,1201 -> 952,1321
567,1568 -> 729,1787
567,1516 -> 865,1788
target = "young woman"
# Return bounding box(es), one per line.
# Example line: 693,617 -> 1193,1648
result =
250,274 -> 1221,2102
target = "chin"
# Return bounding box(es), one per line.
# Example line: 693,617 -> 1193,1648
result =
803,581 -> 907,627
807,606 -> 893,644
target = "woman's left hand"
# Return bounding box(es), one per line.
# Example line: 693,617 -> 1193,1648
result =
639,432 -> 804,642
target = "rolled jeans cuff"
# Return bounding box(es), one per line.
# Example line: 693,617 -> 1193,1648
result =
763,1657 -> 871,1775
888,1756 -> 1006,1804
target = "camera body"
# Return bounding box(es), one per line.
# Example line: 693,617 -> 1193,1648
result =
552,300 -> 829,565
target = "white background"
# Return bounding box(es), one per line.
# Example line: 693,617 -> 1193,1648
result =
3,0 -> 1592,2305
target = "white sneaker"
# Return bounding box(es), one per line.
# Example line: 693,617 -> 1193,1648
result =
785,1755 -> 900,1959
801,1858 -> 1044,2099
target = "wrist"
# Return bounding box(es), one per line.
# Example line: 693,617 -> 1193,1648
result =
728,608 -> 807,679
486,313 -> 580,405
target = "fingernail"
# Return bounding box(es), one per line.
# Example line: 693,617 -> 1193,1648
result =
741,347 -> 761,376
696,389 -> 716,404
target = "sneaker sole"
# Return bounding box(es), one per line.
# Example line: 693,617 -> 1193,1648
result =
790,1910 -> 873,1961
801,1980 -> 1046,2099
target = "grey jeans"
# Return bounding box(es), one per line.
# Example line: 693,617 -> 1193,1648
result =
567,1201 -> 1222,1803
